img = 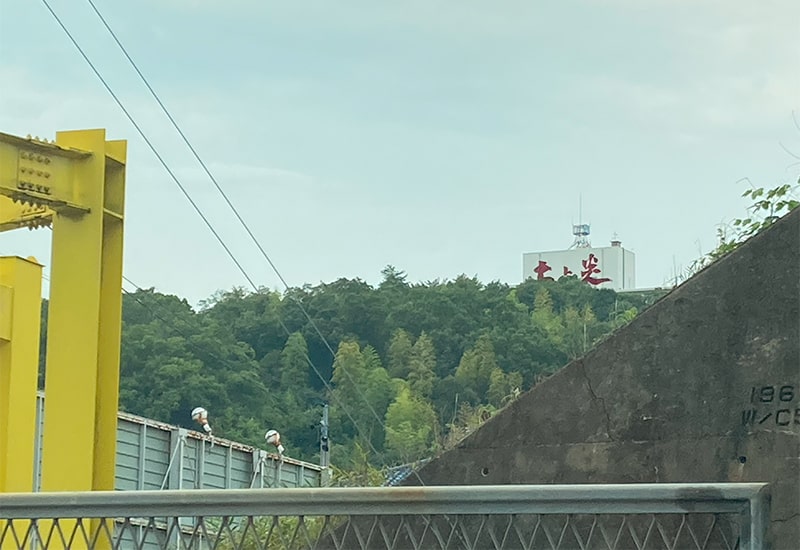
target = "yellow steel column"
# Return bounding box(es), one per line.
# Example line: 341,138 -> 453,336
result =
93,138 -> 126,494
0,128 -> 125,548
40,129 -> 125,495
0,256 -> 43,493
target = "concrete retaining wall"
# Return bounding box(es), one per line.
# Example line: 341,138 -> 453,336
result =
414,210 -> 800,547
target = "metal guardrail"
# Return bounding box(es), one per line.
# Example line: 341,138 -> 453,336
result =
0,483 -> 770,550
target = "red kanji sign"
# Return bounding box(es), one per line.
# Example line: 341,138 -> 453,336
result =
580,253 -> 611,285
533,260 -> 554,281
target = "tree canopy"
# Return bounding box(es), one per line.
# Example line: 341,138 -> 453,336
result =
39,271 -> 663,470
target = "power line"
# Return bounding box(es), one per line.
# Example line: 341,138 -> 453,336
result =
121,277 -> 248,368
121,277 -> 382,462
83,0 -> 339,357
78,0 -> 401,459
42,231 -> 256,383
120,276 -> 409,478
38,0 -> 258,292
40,0 -> 427,483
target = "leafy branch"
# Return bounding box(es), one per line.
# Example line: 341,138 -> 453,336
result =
686,178 -> 799,278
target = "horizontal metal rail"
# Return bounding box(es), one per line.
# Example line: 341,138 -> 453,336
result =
0,483 -> 768,519
0,483 -> 770,550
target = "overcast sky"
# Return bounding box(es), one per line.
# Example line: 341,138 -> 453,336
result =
1,0 -> 798,304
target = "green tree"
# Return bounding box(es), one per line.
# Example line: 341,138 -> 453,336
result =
330,341 -> 367,444
386,328 -> 413,379
275,333 -> 321,460
331,442 -> 385,487
430,375 -> 466,431
331,342 -> 367,399
330,342 -> 396,461
379,265 -> 409,292
561,305 -> 600,360
361,345 -> 396,449
385,387 -> 438,463
613,306 -> 638,329
454,334 -> 498,402
441,402 -> 495,451
490,289 -> 564,386
408,332 -> 436,398
280,332 -> 309,391
200,288 -> 287,361
531,288 -> 564,346
99,262 -> 669,469
487,368 -> 523,408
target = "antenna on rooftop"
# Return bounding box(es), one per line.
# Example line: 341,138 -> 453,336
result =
570,194 -> 591,249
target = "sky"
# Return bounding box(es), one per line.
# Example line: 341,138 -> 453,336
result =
1,0 -> 798,305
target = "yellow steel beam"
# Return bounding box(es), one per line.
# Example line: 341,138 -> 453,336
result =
93,139 -> 126,494
0,132 -> 92,218
0,195 -> 52,231
0,129 -> 126,509
39,129 -> 126,495
0,256 -> 43,493
0,129 -> 125,550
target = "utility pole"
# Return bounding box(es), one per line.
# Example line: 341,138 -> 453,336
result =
320,404 -> 330,469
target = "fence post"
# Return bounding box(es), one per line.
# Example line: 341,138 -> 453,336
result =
743,484 -> 771,550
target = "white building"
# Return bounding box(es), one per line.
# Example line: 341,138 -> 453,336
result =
523,228 -> 636,291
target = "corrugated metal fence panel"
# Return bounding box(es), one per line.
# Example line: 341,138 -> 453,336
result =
182,437 -> 199,489
202,441 -> 230,489
142,425 -> 171,490
34,393 -> 323,492
115,522 -> 170,550
115,420 -> 143,490
230,449 -> 252,489
277,461 -> 300,488
303,467 -> 320,488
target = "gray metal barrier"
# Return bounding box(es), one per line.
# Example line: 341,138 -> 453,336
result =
32,393 -> 325,492
0,483 -> 770,549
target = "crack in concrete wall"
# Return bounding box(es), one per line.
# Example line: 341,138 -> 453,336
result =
579,360 -> 616,442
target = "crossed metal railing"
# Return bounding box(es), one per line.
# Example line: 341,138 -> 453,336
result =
0,483 -> 770,550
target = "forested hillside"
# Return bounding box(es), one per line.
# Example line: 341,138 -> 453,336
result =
39,267 -> 665,470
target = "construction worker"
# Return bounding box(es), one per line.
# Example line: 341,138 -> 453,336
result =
191,407 -> 213,435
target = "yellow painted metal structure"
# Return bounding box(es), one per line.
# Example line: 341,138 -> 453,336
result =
0,130 -> 127,498
0,256 -> 43,493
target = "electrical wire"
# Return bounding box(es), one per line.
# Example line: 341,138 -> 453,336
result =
40,0 -> 427,484
120,276 -> 414,481
124,273 -> 406,476
84,0 -> 340,361
43,231 -> 262,388
121,278 -> 252,371
77,2 -> 391,439
38,0 -> 258,292
76,0 -> 410,469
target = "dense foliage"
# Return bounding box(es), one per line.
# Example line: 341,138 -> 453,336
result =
103,179 -> 794,472
78,271 -> 660,470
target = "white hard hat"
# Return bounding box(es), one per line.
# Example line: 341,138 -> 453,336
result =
191,407 -> 207,420
265,429 -> 280,444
